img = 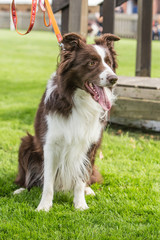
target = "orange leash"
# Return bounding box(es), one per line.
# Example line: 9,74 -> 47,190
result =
44,0 -> 63,43
11,0 -> 63,44
12,0 -> 37,35
39,0 -> 52,27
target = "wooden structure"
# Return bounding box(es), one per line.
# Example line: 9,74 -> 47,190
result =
136,0 -> 153,77
102,0 -> 116,34
52,0 -> 88,37
53,0 -> 127,36
101,0 -> 153,77
52,0 -> 69,35
100,0 -> 127,33
51,0 -> 159,131
69,0 -> 88,37
111,77 -> 160,131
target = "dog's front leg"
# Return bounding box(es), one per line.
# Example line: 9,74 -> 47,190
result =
37,144 -> 58,212
73,180 -> 89,210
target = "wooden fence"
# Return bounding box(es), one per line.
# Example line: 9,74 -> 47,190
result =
115,14 -> 137,38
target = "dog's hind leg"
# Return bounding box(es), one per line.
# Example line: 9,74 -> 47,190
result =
15,134 -> 43,192
85,186 -> 95,196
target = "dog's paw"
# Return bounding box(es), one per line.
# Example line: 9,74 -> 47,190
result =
13,188 -> 26,195
74,201 -> 89,211
85,187 -> 95,196
36,202 -> 52,212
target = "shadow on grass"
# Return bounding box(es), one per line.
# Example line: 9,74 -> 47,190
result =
0,107 -> 36,125
12,187 -> 73,210
0,170 -> 73,209
107,123 -> 160,141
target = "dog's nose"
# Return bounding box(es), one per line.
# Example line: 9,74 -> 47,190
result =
107,74 -> 118,85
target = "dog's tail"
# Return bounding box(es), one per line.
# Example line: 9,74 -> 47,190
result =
15,133 -> 43,190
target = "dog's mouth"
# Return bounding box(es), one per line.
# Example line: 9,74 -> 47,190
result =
85,82 -> 111,111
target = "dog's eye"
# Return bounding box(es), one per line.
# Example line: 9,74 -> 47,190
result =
88,61 -> 96,67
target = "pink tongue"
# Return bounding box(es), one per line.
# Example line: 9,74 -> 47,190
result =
94,86 -> 111,111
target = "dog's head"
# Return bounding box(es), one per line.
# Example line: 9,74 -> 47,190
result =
57,33 -> 120,111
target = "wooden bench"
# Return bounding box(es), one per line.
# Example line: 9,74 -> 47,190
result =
111,76 -> 160,131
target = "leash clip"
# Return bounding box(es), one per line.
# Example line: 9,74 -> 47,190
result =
59,42 -> 65,51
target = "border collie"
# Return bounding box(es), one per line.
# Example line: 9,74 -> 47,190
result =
14,33 -> 120,211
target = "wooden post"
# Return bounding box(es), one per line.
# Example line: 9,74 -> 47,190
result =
136,0 -> 153,77
52,0 -> 69,12
61,7 -> 69,34
52,0 -> 69,35
103,0 -> 116,34
69,0 -> 88,37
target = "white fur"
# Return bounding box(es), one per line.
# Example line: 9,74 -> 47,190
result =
85,186 -> 95,196
37,88 -> 114,211
93,45 -> 117,86
44,73 -> 57,104
74,181 -> 89,210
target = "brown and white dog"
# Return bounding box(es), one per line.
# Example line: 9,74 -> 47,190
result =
14,33 -> 120,211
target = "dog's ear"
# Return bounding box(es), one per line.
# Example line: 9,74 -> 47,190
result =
58,33 -> 86,74
61,33 -> 86,51
101,33 -> 120,42
95,34 -> 120,72
95,33 -> 120,47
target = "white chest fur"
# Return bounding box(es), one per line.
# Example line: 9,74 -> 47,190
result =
44,89 -> 110,191
37,87 -> 114,211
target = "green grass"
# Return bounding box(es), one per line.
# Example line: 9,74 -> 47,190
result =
115,38 -> 160,77
0,29 -> 160,240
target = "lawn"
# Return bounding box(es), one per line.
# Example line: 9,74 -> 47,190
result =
115,38 -> 160,77
0,29 -> 160,240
